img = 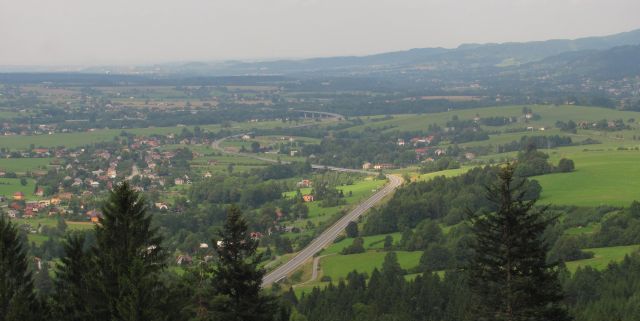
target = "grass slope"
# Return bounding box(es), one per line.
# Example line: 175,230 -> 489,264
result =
566,244 -> 640,272
535,150 -> 640,206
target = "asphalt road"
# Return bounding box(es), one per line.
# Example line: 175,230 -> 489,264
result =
261,173 -> 402,286
210,120 -> 403,287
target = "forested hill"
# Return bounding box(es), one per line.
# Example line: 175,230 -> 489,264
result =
519,44 -> 640,80
170,28 -> 640,75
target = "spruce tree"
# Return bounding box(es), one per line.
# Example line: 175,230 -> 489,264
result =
0,215 -> 38,321
209,205 -> 279,321
467,164 -> 571,321
52,234 -> 92,321
92,182 -> 167,321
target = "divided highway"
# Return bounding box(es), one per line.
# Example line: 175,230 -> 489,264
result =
211,118 -> 403,287
261,174 -> 402,286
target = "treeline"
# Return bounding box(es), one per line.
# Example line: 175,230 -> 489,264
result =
188,162 -> 311,207
296,165 -> 573,321
0,183 -> 291,321
363,166 -> 542,234
495,135 -> 574,153
514,144 -> 575,177
296,254 -> 471,321
301,131 -> 417,169
292,251 -> 640,321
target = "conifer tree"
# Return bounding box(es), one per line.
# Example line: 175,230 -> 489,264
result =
467,164 -> 571,321
209,205 -> 279,321
92,182 -> 167,321
52,234 -> 92,321
0,215 -> 38,321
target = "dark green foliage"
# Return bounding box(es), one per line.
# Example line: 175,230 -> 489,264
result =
256,162 -> 312,181
92,181 -> 168,321
548,236 -> 593,263
188,171 -> 285,207
495,135 -> 574,154
514,144 -> 554,177
251,141 -> 261,153
565,253 -> 640,321
419,244 -> 454,271
311,181 -> 346,208
341,237 -> 365,255
557,158 -> 575,173
300,132 -> 417,169
467,164 -> 571,321
209,205 -> 279,321
364,166 -> 512,234
556,120 -> 577,133
273,234 -> 294,255
398,219 -> 443,251
291,202 -> 309,219
345,221 -> 359,238
383,235 -> 393,250
34,260 -> 53,298
0,216 -> 38,321
296,268 -> 472,321
629,201 -> 640,219
419,157 -> 460,174
591,212 -> 640,247
52,234 -> 93,321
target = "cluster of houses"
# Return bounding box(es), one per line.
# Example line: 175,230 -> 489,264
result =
296,179 -> 315,202
1,122 -> 57,137
1,132 -> 212,221
397,135 -> 436,147
361,162 -> 396,170
4,191 -> 74,219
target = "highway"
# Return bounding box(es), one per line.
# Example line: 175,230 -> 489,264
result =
210,116 -> 403,287
261,174 -> 402,285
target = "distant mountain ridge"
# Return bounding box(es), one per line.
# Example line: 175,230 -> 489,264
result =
198,28 -> 640,75
5,28 -> 639,82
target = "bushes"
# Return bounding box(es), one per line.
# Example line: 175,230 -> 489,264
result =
557,158 -> 575,172
419,157 -> 460,174
341,237 -> 365,255
345,221 -> 359,238
548,236 -> 594,263
419,244 -> 454,271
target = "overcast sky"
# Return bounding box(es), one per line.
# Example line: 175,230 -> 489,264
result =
1,0 -> 639,66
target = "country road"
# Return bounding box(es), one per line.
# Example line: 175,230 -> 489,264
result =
211,117 -> 403,287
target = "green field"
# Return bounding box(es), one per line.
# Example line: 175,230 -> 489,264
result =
0,119 -> 316,150
535,150 -> 640,206
415,166 -> 471,182
566,244 -> 640,272
0,177 -> 38,200
0,157 -> 53,173
348,105 -> 640,134
282,178 -> 386,229
359,105 -> 640,206
321,232 -> 402,255
293,250 -> 422,294
320,250 -> 422,280
16,217 -> 95,245
293,244 -> 639,295
0,111 -> 22,119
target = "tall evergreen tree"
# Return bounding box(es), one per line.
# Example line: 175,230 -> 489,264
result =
209,205 -> 279,321
467,164 -> 571,321
52,234 -> 92,321
0,215 -> 38,321
92,182 -> 167,321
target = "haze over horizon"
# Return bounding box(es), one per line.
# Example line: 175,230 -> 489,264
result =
1,0 -> 639,67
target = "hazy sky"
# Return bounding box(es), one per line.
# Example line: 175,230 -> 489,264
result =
1,0 -> 639,66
